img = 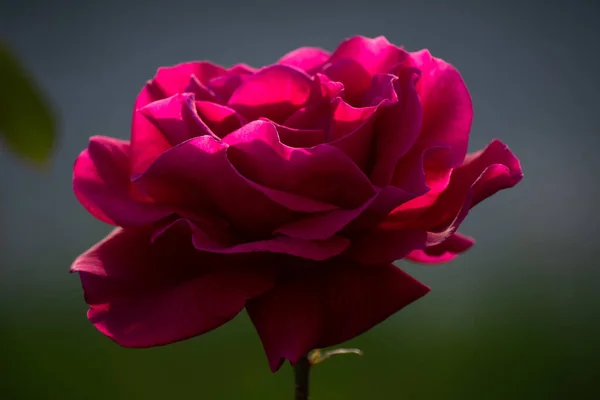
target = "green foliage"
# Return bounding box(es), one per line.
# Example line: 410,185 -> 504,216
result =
0,41 -> 56,165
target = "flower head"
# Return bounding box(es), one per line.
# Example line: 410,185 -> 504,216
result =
72,35 -> 522,371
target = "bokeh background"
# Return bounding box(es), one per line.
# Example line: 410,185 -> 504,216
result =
1,0 -> 599,398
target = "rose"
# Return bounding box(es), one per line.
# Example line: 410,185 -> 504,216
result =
71,35 -> 522,372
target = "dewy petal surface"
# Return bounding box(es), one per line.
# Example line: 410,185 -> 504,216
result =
73,136 -> 171,226
247,261 -> 430,371
71,227 -> 275,348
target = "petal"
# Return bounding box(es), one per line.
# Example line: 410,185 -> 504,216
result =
407,232 -> 475,264
247,260 -> 430,371
132,134 -> 299,237
183,75 -> 218,102
206,64 -> 255,104
278,47 -> 331,73
140,93 -> 216,145
391,50 -> 473,190
158,219 -> 349,261
347,227 -> 428,265
322,59 -> 371,106
153,61 -> 227,97
328,35 -> 409,76
414,139 -> 523,230
71,227 -> 275,347
276,186 -> 415,240
224,120 -> 376,209
130,83 -> 171,176
195,101 -> 245,138
369,69 -> 423,186
267,120 -> 326,148
328,98 -> 381,171
73,136 -> 171,226
228,65 -> 313,122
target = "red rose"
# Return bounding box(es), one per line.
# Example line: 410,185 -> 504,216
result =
71,35 -> 522,371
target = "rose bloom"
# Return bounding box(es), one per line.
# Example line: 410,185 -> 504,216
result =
71,35 -> 522,371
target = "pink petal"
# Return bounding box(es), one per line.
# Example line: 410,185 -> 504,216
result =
224,120 -> 376,209
130,83 -> 171,176
370,140 -> 522,261
328,35 -> 409,77
153,61 -> 227,97
328,98 -> 381,171
207,65 -> 255,104
278,47 -> 331,73
369,69 -> 423,186
157,219 -> 349,261
140,93 -> 215,144
195,101 -> 245,138
73,136 -> 171,226
183,75 -> 217,102
228,65 -> 313,122
267,120 -> 326,148
276,186 -> 415,240
416,140 -> 523,230
71,227 -> 275,347
391,50 -> 473,192
132,134 -> 300,237
407,232 -> 475,264
322,59 -> 371,106
247,260 -> 430,371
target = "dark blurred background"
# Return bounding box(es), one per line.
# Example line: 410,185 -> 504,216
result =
1,0 -> 599,398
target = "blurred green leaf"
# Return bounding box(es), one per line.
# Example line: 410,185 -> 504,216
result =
0,40 -> 56,165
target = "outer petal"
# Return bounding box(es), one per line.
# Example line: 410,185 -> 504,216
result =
391,50 -> 473,194
247,260 -> 430,371
130,83 -> 170,176
153,61 -> 227,97
406,232 -> 475,264
228,65 -> 313,123
364,140 -> 522,264
73,136 -> 171,226
278,47 -> 331,73
71,227 -> 275,347
328,35 -> 409,76
224,120 -> 375,209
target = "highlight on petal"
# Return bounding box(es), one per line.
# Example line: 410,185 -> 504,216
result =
278,47 -> 331,73
407,232 -> 475,264
391,50 -> 473,193
130,83 -> 172,176
140,93 -> 216,144
228,65 -> 313,122
153,61 -> 227,97
224,120 -> 376,209
71,227 -> 275,348
73,136 -> 171,226
328,35 -> 409,76
207,64 -> 255,104
247,260 -> 430,371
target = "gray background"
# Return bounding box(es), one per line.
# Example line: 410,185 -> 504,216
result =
1,0 -> 598,398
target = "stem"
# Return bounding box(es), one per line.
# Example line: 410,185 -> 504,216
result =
293,356 -> 311,400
